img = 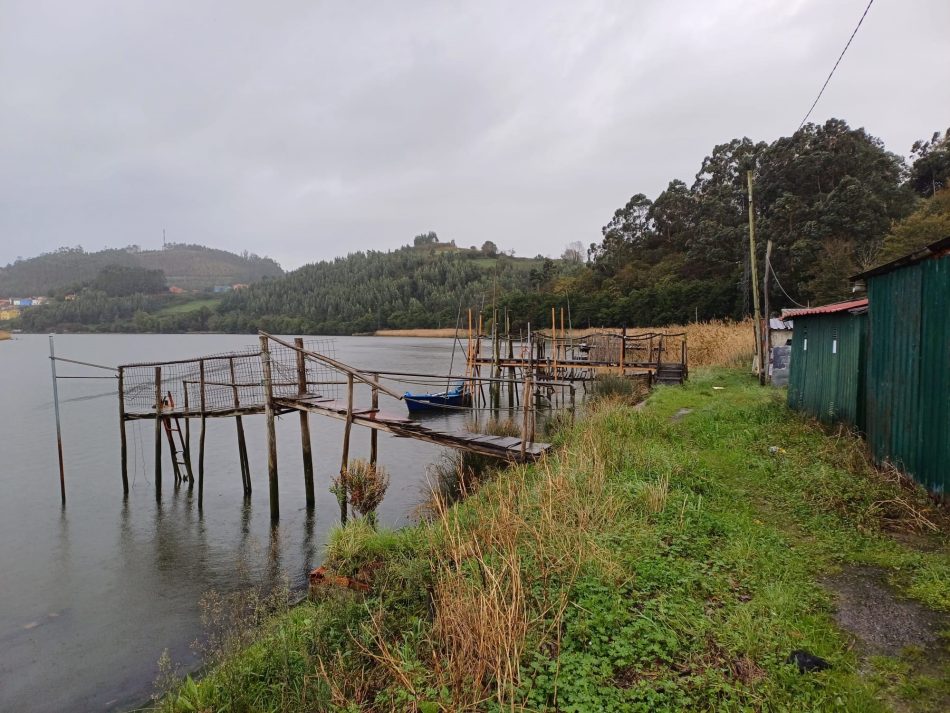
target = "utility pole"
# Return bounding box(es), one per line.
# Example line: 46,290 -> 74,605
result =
761,240 -> 773,386
747,170 -> 763,381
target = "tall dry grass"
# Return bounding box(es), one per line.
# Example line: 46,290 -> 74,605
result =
675,318 -> 755,367
376,319 -> 755,367
362,419 -> 629,710
541,319 -> 755,368
374,327 -> 461,338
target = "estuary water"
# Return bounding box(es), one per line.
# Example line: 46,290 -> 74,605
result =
0,334 -> 472,712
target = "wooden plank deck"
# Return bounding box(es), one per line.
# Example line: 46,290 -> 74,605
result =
275,394 -> 550,462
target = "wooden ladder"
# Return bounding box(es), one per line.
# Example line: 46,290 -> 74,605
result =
161,391 -> 193,484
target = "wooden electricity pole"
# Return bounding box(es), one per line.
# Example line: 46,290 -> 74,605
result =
761,239 -> 773,385
747,170 -> 763,381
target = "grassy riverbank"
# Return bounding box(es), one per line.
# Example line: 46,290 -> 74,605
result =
153,369 -> 949,712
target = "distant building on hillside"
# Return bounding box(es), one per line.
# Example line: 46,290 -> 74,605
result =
168,285 -> 185,294
231,283 -> 249,290
212,285 -> 232,293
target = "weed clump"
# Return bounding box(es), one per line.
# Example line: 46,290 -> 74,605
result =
589,374 -> 648,404
332,458 -> 390,526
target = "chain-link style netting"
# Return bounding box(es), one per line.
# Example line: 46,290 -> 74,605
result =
120,339 -> 339,416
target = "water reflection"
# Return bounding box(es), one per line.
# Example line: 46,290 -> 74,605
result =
1,334 -> 474,712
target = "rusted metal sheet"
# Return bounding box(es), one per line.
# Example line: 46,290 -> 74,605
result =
865,253 -> 949,495
782,297 -> 868,318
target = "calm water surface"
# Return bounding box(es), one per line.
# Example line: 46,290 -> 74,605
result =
0,334 -> 474,712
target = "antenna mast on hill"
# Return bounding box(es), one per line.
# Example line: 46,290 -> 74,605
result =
163,228 -> 166,248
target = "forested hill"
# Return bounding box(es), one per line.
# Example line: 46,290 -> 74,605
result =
215,243 -> 539,334
0,243 -> 283,296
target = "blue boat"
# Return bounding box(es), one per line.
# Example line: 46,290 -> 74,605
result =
404,383 -> 471,413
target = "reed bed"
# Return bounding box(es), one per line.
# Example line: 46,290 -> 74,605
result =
542,319 -> 755,368
374,327 -> 461,338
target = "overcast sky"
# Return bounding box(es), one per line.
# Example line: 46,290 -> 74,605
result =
1,0 -> 948,270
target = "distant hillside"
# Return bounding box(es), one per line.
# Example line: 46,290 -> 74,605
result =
213,244 -> 542,334
0,243 -> 283,296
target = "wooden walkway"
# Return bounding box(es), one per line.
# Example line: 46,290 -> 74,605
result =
276,394 -> 550,462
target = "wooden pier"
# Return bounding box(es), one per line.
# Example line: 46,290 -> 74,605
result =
112,332 -> 552,521
49,317 -> 688,520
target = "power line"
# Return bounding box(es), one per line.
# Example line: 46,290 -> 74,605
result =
798,0 -> 875,129
767,254 -> 807,309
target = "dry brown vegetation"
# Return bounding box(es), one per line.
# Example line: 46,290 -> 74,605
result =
380,428 -> 628,710
378,319 -> 755,366
545,319 -> 755,367
374,327 -> 460,338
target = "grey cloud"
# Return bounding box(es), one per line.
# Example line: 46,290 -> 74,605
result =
2,0 -> 948,269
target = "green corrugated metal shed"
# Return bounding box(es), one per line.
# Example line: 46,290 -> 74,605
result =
854,237 -> 950,495
787,302 -> 867,429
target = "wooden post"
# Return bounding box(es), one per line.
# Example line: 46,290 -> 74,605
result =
506,309 -> 514,409
236,418 -> 250,495
154,367 -> 162,497
477,313 -> 484,407
560,307 -> 565,363
338,372 -> 354,524
117,366 -> 128,495
49,336 -> 66,505
520,323 -> 533,459
465,309 -> 473,381
228,358 -> 250,496
181,381 -> 194,485
259,336 -> 279,522
491,309 -> 500,410
370,373 -> 379,469
295,338 -> 315,509
620,324 -> 627,376
551,307 -> 557,380
198,359 -> 207,510
520,373 -> 533,459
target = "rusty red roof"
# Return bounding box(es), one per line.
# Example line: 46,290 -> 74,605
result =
781,297 -> 868,318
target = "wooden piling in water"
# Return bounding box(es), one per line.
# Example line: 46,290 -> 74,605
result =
198,360 -> 207,509
154,367 -> 162,497
117,366 -> 128,495
228,358 -> 250,496
295,338 -> 315,509
181,381 -> 195,486
370,372 -> 379,469
49,336 -> 66,505
338,372 -> 354,524
259,336 -> 279,521
506,310 -> 514,409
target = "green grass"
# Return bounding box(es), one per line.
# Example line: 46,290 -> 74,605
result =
151,368 -> 949,712
152,297 -> 222,316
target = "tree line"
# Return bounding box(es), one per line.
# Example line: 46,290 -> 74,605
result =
9,119 -> 948,334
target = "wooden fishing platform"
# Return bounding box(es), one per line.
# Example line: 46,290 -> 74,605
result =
108,332 -> 551,521
49,313 -> 690,518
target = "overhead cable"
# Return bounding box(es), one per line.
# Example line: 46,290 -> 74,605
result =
798,0 -> 875,129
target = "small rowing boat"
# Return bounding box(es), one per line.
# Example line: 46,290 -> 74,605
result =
403,383 -> 471,413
